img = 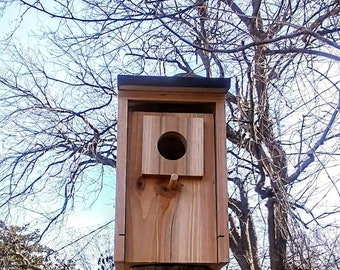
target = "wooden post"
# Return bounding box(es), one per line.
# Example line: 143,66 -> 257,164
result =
131,265 -> 211,270
114,75 -> 230,270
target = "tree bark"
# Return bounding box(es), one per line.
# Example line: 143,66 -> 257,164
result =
267,198 -> 288,270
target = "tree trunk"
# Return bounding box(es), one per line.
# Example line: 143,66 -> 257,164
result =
267,198 -> 288,270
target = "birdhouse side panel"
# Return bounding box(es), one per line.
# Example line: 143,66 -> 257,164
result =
114,96 -> 128,267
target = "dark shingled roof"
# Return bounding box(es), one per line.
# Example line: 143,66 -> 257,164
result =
118,75 -> 230,91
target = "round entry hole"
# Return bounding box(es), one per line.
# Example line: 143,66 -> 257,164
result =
157,132 -> 187,160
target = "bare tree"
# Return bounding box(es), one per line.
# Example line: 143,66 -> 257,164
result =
0,0 -> 339,269
53,223 -> 114,270
0,220 -> 77,269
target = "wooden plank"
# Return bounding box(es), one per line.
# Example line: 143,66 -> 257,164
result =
142,114 -> 204,177
170,113 -> 216,263
119,84 -> 227,94
125,112 -> 217,265
133,266 -> 210,270
119,90 -> 226,103
114,97 -> 128,267
214,101 -> 229,264
131,265 -> 211,270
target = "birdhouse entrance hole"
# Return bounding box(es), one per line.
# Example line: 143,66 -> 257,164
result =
157,131 -> 187,160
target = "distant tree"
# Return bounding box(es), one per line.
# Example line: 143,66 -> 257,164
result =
56,224 -> 114,270
97,252 -> 114,270
0,221 -> 76,270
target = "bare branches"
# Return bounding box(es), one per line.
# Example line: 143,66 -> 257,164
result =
0,0 -> 339,269
267,48 -> 340,62
222,0 -> 252,28
228,177 -> 261,270
0,40 -> 117,233
288,74 -> 340,183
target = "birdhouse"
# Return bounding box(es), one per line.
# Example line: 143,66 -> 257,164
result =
114,75 -> 230,270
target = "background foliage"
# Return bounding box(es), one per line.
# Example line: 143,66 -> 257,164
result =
0,221 -> 76,269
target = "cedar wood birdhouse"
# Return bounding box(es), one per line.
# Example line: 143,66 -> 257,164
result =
114,75 -> 230,270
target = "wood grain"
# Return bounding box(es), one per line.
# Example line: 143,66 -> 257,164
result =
114,97 -> 128,267
142,114 -> 204,177
119,90 -> 226,103
214,101 -> 229,263
126,112 -> 216,264
131,265 -> 211,270
119,84 -> 227,94
114,84 -> 229,270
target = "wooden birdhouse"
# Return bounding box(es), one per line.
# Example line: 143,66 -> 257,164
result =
114,75 -> 230,270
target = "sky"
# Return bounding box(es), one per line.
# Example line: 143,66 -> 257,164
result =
67,168 -> 116,229
0,1 -> 116,231
0,5 -> 117,266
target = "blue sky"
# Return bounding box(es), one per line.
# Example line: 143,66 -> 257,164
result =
0,1 -> 116,231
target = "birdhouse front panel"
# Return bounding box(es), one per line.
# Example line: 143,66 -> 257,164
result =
125,111 -> 216,264
142,113 -> 204,177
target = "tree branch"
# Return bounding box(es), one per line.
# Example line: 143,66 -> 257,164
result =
266,48 -> 340,61
288,88 -> 340,183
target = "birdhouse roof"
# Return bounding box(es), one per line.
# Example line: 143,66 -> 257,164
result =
118,75 -> 230,94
